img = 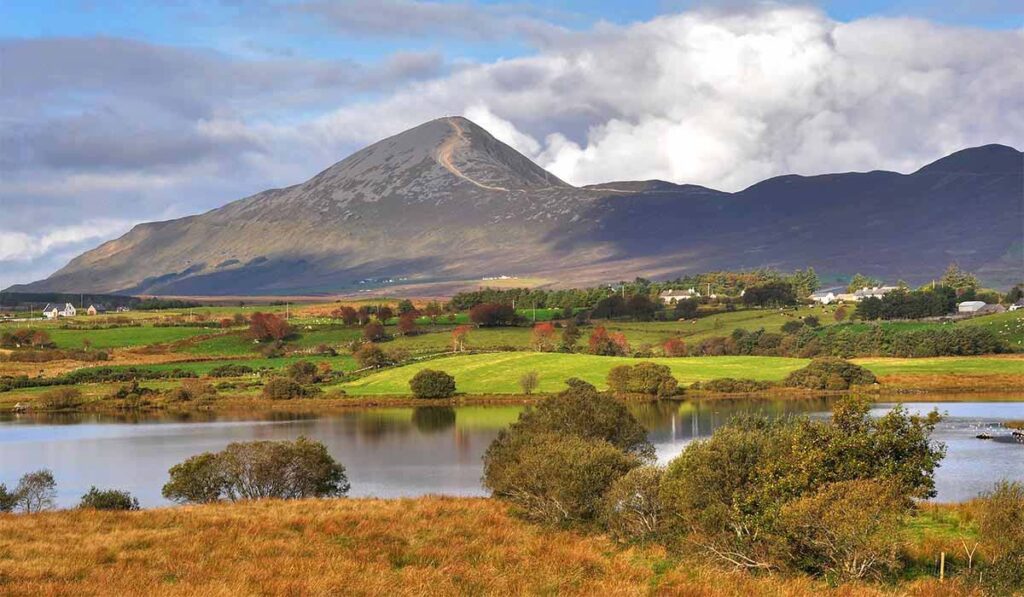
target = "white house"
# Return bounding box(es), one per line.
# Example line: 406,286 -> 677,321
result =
1010,300 -> 1024,312
809,290 -> 837,305
659,288 -> 700,304
853,286 -> 900,300
958,301 -> 986,314
42,303 -> 76,318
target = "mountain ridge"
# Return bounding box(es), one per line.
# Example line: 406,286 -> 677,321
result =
9,119 -> 1023,295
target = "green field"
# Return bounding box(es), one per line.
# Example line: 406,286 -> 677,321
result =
73,354 -> 357,376
337,352 -> 1024,396
336,353 -> 809,395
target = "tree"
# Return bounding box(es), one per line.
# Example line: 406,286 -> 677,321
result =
940,262 -> 979,293
781,320 -> 804,334
743,282 -> 797,307
469,303 -> 518,326
163,437 -> 348,503
451,325 -> 471,351
601,465 -> 664,543
783,357 -> 877,390
79,487 -> 140,511
531,322 -> 557,351
14,469 -> 57,513
560,320 -> 581,351
287,360 -> 321,384
249,312 -> 291,342
376,306 -> 394,322
673,298 -> 699,319
588,325 -> 630,356
790,267 -> 820,297
333,306 -> 358,325
0,483 -> 18,513
362,320 -> 386,342
518,371 -> 540,394
396,299 -> 416,315
662,337 -> 687,357
484,432 -> 638,525
354,343 -> 393,369
606,362 -> 679,396
833,306 -> 847,322
397,312 -> 418,336
423,301 -> 443,323
409,369 -> 456,399
779,479 -> 903,580
263,377 -> 311,400
1006,285 -> 1023,304
847,273 -> 880,293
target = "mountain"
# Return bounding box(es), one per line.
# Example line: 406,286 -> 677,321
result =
10,117 -> 1022,295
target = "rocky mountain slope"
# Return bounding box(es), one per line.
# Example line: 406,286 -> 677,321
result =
10,117 -> 1022,294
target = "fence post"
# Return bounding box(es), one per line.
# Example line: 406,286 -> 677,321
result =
939,551 -> 945,582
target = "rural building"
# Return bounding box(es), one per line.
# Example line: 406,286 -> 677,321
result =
42,303 -> 76,318
809,290 -> 837,304
659,289 -> 700,304
1010,300 -> 1024,311
957,301 -> 987,314
853,286 -> 900,300
86,304 -> 109,315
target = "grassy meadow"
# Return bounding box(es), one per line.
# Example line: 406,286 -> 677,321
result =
0,497 -> 979,597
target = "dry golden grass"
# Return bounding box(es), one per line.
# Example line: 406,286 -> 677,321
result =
878,373 -> 1024,393
0,497 -> 973,597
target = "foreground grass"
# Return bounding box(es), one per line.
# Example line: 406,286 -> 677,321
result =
0,497 -> 967,597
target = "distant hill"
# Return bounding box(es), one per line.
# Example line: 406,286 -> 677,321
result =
9,117 -> 1022,295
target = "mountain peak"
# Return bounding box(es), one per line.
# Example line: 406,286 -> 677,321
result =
913,143 -> 1022,176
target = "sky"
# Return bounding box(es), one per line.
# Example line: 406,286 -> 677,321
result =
1,0 -> 1023,290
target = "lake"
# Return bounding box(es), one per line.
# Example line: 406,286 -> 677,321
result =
1,398 -> 1022,507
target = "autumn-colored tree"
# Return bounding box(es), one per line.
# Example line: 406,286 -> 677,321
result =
219,318 -> 233,329
469,303 -> 517,326
363,320 -> 386,342
334,306 -> 358,325
833,306 -> 848,323
249,312 -> 291,342
531,322 -> 557,352
397,312 -> 418,336
663,337 -> 687,357
588,325 -> 630,356
376,306 -> 394,322
356,306 -> 372,325
452,325 -> 471,351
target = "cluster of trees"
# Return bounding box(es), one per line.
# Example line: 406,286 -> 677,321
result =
449,288 -> 612,311
248,312 -> 292,342
134,298 -> 201,310
468,303 -> 519,326
587,325 -> 631,356
162,437 -> 348,503
591,294 -> 660,320
855,287 -> 957,320
1,469 -> 139,513
0,329 -> 55,349
409,369 -> 456,399
685,325 -> 1003,358
484,391 -> 958,583
782,357 -> 877,390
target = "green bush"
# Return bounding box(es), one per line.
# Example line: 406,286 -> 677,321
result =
659,397 -> 943,573
605,362 -> 679,397
601,465 -> 664,543
162,437 -> 348,503
782,357 -> 877,390
262,377 -> 314,400
287,360 -> 320,384
78,487 -> 140,511
208,364 -> 254,377
779,479 -> 903,580
975,480 -> 1024,594
690,378 -> 775,393
409,369 -> 456,399
37,387 -> 83,410
483,432 -> 638,525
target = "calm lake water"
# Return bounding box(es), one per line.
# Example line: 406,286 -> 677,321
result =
1,398 -> 1022,507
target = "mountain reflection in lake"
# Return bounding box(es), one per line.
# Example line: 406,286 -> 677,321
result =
1,397 -> 1021,507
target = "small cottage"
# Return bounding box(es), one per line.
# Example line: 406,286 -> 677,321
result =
87,304 -> 108,316
659,289 -> 700,304
42,303 -> 76,318
809,290 -> 837,305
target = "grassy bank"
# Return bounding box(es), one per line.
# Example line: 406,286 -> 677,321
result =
336,353 -> 1024,396
0,497 -> 973,596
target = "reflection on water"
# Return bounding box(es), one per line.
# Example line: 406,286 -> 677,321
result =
1,397 -> 1021,507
